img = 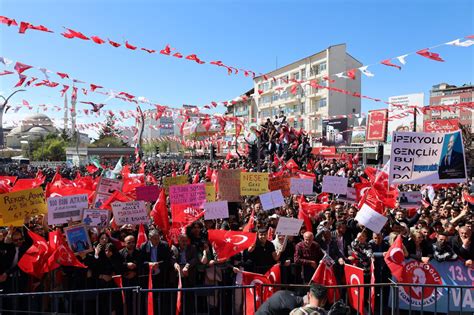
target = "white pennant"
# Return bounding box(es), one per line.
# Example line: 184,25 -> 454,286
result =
0,57 -> 13,66
396,54 -> 408,65
335,72 -> 349,79
445,39 -> 474,47
358,66 -> 375,77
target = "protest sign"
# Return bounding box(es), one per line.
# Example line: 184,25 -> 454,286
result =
136,185 -> 160,202
391,259 -> 474,313
205,182 -> 216,202
217,169 -> 241,202
163,175 -> 188,193
322,176 -> 348,195
93,177 -> 122,208
169,183 -> 206,208
269,174 -> 292,197
290,178 -> 313,195
64,224 -> 92,255
389,131 -> 467,184
111,201 -> 148,225
354,204 -> 388,233
0,187 -> 47,225
398,191 -> 422,208
339,187 -> 357,204
275,217 -> 304,236
259,190 -> 285,211
82,209 -> 110,227
203,201 -> 229,220
240,172 -> 269,196
47,194 -> 88,225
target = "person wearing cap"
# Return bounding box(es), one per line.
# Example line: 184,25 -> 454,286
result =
290,284 -> 328,315
245,228 -> 280,274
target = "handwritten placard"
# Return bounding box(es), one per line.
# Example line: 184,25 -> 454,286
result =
111,201 -> 148,225
47,194 -> 88,225
163,175 -> 188,193
203,201 -> 229,220
290,178 -> 314,195
136,185 -> 160,202
275,217 -> 304,236
96,178 -> 123,195
169,183 -> 206,208
217,170 -> 241,202
205,182 -> 216,202
240,172 -> 269,196
0,187 -> 47,225
322,176 -> 348,195
269,174 -> 291,197
259,190 -> 285,211
82,209 -> 110,227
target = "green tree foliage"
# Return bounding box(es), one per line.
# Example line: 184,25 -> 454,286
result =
98,113 -> 121,139
89,136 -> 128,148
29,134 -> 67,161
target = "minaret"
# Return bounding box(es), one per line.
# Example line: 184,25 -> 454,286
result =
71,93 -> 76,136
63,92 -> 69,133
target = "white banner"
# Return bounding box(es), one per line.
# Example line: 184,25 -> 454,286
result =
259,190 -> 285,211
47,194 -> 88,225
322,176 -> 348,195
355,204 -> 388,234
111,201 -> 148,225
275,217 -> 304,236
290,178 -> 313,195
203,201 -> 229,220
82,209 -> 110,227
389,131 -> 467,184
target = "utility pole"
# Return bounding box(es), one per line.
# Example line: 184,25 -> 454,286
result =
0,89 -> 25,149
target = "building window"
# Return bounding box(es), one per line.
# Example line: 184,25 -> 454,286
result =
272,93 -> 279,102
301,69 -> 306,81
318,62 -> 327,72
263,82 -> 270,91
319,98 -> 327,107
461,97 -> 472,102
292,72 -> 300,80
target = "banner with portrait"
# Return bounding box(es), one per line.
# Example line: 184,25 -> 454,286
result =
391,259 -> 474,313
322,118 -> 349,146
389,131 -> 467,184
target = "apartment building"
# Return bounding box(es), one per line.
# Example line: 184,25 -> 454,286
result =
253,44 -> 362,139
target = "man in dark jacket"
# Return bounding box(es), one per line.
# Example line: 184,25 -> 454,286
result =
139,229 -> 174,288
256,290 -> 305,315
450,226 -> 473,267
432,232 -> 458,262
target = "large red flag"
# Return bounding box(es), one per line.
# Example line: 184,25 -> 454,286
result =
208,230 -> 256,261
0,176 -> 17,186
243,209 -> 255,232
136,224 -> 148,249
18,230 -> 51,279
462,191 -> 474,204
285,158 -> 299,171
241,271 -> 271,315
100,191 -> 133,210
264,264 -> 281,300
150,189 -> 170,235
344,264 -> 365,315
311,258 -> 340,303
48,230 -> 86,270
384,235 -> 405,282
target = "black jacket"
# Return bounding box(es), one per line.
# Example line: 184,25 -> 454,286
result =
256,290 -> 304,315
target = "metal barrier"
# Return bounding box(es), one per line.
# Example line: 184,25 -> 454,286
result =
1,283 -> 473,315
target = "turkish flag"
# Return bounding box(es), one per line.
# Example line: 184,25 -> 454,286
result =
355,182 -> 372,203
462,191 -> 474,204
208,229 -> 256,261
100,191 -> 134,210
264,264 -> 281,300
47,185 -> 95,205
136,224 -> 148,249
146,173 -> 158,185
61,28 -> 90,40
171,204 -> 205,228
344,264 -> 365,315
151,189 -> 170,235
384,235 -> 405,281
18,22 -> 53,34
241,271 -> 271,315
91,35 -> 105,44
285,158 -> 299,170
122,176 -> 145,194
311,259 -> 340,303
18,230 -> 51,279
0,176 -> 17,186
86,164 -> 99,174
48,230 -> 86,270
11,177 -> 44,192
243,209 -> 255,232
14,62 -> 32,74
192,173 -> 200,184
416,49 -> 444,62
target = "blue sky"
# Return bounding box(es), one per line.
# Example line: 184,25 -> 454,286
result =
0,0 -> 473,136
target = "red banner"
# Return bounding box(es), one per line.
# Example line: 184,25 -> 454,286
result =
366,109 -> 387,141
423,119 -> 459,133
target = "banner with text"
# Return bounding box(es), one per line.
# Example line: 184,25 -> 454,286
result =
111,201 -> 148,225
322,176 -> 348,195
47,194 -> 88,225
389,131 -> 467,184
0,187 -> 47,225
240,172 -> 269,196
217,170 -> 241,201
203,201 -> 229,220
169,183 -> 206,208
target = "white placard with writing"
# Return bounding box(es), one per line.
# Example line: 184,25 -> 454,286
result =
47,194 -> 88,225
322,176 -> 348,195
82,209 -> 110,227
355,204 -> 388,234
275,217 -> 304,236
111,201 -> 148,225
203,201 -> 229,220
259,190 -> 285,211
290,178 -> 314,195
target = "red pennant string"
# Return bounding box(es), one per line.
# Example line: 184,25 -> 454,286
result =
91,35 -> 105,44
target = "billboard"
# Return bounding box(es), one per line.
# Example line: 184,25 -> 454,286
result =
387,93 -> 424,143
351,126 -> 366,144
322,118 -> 349,146
366,109 -> 388,141
424,119 -> 459,133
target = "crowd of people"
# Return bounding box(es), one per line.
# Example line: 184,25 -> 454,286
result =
0,116 -> 473,315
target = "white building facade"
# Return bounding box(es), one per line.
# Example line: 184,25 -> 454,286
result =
253,44 -> 362,142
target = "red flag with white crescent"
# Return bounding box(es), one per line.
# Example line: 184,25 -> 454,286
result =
344,264 -> 365,315
208,229 -> 256,261
384,235 -> 405,282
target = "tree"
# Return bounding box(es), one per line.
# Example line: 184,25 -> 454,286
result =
89,136 -> 128,148
30,134 -> 67,161
98,113 -> 121,139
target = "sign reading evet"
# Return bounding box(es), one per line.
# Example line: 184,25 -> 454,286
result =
0,187 -> 47,225
240,172 -> 269,196
111,201 -> 148,225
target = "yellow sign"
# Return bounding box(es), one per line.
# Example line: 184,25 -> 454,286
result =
163,175 -> 188,193
205,182 -> 216,202
0,187 -> 47,225
240,172 -> 269,196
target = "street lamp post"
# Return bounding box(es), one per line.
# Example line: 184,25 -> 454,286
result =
0,90 -> 26,148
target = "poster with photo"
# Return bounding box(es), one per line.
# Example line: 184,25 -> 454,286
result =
64,225 -> 93,255
322,118 -> 349,146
